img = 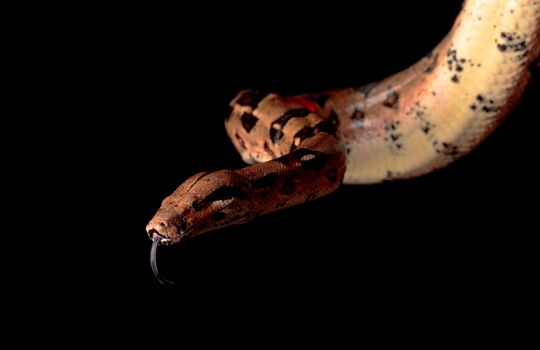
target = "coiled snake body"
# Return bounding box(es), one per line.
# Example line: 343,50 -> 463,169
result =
146,0 -> 539,278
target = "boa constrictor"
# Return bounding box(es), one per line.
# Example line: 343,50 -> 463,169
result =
147,0 -> 540,282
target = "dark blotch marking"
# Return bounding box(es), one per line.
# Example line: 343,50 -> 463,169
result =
326,168 -> 338,182
211,212 -> 226,221
290,126 -> 314,152
192,200 -> 203,212
241,112 -> 258,132
328,110 -> 340,127
270,128 -> 284,145
309,94 -> 330,108
236,90 -> 266,109
497,44 -> 507,52
204,186 -> 246,203
279,179 -> 295,195
470,104 -> 477,111
451,74 -> 459,83
251,172 -> 279,189
383,91 -> 400,110
314,120 -> 338,137
270,108 -> 312,144
274,108 -> 312,125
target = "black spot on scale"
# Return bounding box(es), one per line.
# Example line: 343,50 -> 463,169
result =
424,53 -> 439,73
435,142 -> 460,157
497,31 -> 528,53
472,94 -> 501,113
211,212 -> 226,221
204,186 -> 246,203
236,90 -> 266,109
251,172 -> 279,189
241,112 -> 258,132
451,74 -> 459,83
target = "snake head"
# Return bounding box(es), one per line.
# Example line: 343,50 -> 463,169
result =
146,170 -> 250,245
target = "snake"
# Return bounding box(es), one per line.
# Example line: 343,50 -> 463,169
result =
146,0 -> 540,283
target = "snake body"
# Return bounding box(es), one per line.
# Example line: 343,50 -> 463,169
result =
147,0 -> 539,247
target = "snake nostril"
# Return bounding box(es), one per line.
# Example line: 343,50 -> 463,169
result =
159,222 -> 166,228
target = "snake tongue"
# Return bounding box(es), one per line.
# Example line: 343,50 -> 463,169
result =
150,236 -> 175,285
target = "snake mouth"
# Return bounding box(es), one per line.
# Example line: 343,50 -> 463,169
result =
147,229 -> 173,245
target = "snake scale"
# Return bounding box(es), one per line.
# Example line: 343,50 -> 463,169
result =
146,0 -> 540,281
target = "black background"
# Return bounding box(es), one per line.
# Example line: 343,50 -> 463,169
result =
59,1 -> 538,315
